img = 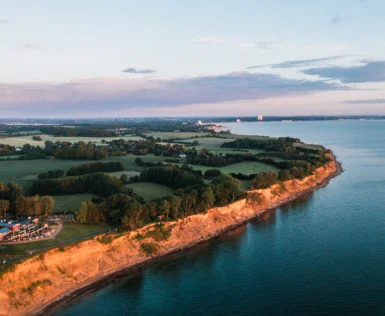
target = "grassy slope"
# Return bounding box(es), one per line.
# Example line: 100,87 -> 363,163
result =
125,182 -> 175,201
56,222 -> 110,241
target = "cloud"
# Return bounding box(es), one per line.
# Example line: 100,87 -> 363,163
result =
122,68 -> 156,74
303,60 -> 385,83
330,13 -> 343,24
248,55 -> 347,69
342,99 -> 385,104
0,20 -> 9,24
192,36 -> 225,44
241,40 -> 278,50
0,72 -> 349,116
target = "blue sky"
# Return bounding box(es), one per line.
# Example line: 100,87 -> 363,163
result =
1,0 -> 385,117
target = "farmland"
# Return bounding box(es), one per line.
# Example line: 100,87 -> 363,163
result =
0,134 -> 144,148
51,194 -> 97,214
125,182 -> 175,201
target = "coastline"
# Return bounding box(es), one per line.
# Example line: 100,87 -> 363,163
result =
0,155 -> 342,316
38,156 -> 342,316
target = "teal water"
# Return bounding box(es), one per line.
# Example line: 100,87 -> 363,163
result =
56,121 -> 385,315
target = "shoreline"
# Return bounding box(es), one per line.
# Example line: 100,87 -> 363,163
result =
37,156 -> 343,316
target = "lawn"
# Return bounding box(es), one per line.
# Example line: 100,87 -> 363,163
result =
179,137 -> 236,149
145,132 -> 208,139
51,194 -> 97,214
0,134 -> 145,148
125,182 -> 175,201
0,239 -> 59,255
0,154 -> 184,189
182,161 -> 279,175
56,222 -> 110,241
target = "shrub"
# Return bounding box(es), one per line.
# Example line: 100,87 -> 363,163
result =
204,169 -> 222,178
140,242 -> 159,256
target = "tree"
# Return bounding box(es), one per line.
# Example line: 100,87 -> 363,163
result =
0,200 -> 10,217
120,174 -> 128,184
40,196 -> 55,215
211,174 -> 242,206
0,182 -> 9,200
135,157 -> 144,166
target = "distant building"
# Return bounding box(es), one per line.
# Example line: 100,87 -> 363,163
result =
197,120 -> 203,125
236,119 -> 242,123
258,115 -> 263,121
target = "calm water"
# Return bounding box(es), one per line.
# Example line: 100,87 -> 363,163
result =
56,121 -> 385,315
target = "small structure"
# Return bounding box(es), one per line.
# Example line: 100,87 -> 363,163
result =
0,222 -> 20,232
0,228 -> 11,241
236,119 -> 242,123
258,115 -> 263,121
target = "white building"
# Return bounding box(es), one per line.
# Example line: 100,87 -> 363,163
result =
236,119 -> 242,123
258,115 -> 263,121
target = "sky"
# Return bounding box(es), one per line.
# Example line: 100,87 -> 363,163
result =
1,0 -> 385,117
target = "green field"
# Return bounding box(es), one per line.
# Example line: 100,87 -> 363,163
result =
145,132 -> 208,139
0,239 -> 59,255
51,194 -> 96,214
184,161 -> 279,175
0,155 -> 160,188
0,222 -> 109,256
181,137 -> 236,149
56,222 -> 110,241
0,134 -> 145,148
125,182 -> 175,201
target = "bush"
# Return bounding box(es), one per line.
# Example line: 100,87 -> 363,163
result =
140,242 -> 159,256
120,174 -> 128,184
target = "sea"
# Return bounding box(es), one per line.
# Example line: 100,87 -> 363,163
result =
55,120 -> 385,315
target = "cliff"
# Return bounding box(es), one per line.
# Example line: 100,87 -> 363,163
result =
0,157 -> 341,316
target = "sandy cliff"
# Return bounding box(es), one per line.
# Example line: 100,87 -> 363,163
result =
0,157 -> 340,316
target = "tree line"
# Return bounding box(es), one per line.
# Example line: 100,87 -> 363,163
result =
75,170 -> 245,230
0,181 -> 54,216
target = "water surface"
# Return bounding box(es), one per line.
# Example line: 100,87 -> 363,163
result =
56,121 -> 385,315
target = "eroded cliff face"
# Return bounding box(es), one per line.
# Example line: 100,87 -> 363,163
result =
0,159 -> 339,316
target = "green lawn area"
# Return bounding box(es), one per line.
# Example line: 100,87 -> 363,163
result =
0,134 -> 145,148
183,161 -> 279,175
145,132 -> 208,139
0,239 -> 59,255
51,194 -> 96,214
56,222 -> 110,241
0,155 -> 163,188
125,182 -> 175,201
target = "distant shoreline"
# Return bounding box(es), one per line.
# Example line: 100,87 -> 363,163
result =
38,156 -> 342,316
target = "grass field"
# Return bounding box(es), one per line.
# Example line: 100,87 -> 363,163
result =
183,161 -> 279,175
0,154 -> 182,188
56,222 -> 110,241
51,194 -> 96,214
0,239 -> 59,255
0,222 -> 109,256
125,182 -> 174,201
145,132 -> 208,139
0,134 -> 145,148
